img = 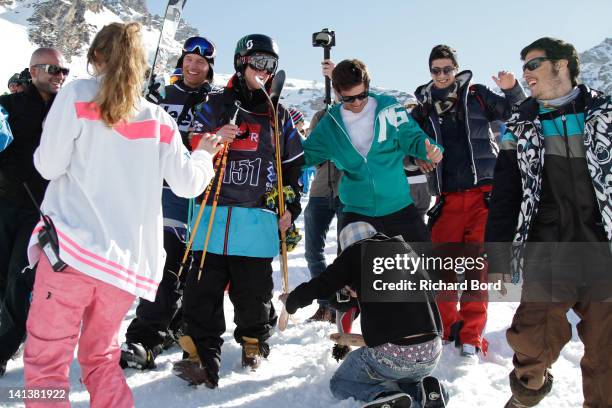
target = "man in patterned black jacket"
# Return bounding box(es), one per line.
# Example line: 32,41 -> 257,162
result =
485,37 -> 612,408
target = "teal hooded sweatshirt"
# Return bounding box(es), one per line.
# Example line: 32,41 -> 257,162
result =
304,93 -> 440,217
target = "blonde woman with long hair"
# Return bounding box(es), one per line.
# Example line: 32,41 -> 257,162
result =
22,22 -> 220,407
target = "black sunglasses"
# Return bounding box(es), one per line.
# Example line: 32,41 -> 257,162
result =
244,54 -> 278,74
340,90 -> 368,104
34,64 -> 70,76
430,66 -> 455,76
522,57 -> 555,72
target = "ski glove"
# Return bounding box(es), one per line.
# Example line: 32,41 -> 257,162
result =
145,74 -> 165,105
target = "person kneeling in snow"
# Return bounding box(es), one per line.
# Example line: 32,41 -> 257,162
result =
280,222 -> 449,408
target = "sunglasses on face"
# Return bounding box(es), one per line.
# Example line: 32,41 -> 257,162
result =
340,90 -> 368,104
34,64 -> 70,76
244,54 -> 278,74
182,37 -> 216,59
430,66 -> 455,76
522,57 -> 555,72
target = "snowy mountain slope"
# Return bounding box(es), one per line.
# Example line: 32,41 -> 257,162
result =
580,37 -> 612,95
0,0 -> 196,88
1,201 -> 587,407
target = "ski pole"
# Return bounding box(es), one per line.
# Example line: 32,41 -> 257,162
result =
195,106 -> 239,281
197,143 -> 229,281
176,149 -> 223,278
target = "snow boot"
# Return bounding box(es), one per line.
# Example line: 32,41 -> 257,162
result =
178,334 -> 200,360
504,369 -> 553,408
363,392 -> 413,408
119,342 -> 159,370
173,358 -> 218,388
241,336 -> 263,370
421,376 -> 446,407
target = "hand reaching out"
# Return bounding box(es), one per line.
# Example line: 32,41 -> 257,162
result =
492,71 -> 517,90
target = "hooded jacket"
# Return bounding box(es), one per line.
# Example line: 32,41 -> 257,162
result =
304,92 -> 440,217
412,70 -> 526,195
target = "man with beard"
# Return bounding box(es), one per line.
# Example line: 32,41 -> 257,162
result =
486,37 -> 612,407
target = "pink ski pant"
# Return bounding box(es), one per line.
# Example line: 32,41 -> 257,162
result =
23,255 -> 135,407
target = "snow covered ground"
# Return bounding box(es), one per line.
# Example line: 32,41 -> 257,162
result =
1,198 -> 586,408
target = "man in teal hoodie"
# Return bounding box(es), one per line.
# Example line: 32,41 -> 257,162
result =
304,59 -> 442,243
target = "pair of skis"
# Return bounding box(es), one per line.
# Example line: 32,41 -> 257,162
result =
256,71 -> 291,331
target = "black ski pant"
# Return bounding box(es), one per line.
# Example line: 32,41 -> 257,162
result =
0,199 -> 38,361
125,230 -> 187,350
339,204 -> 431,250
182,252 -> 277,375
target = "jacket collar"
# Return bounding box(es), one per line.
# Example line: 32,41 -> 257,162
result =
511,84 -> 604,123
415,70 -> 473,103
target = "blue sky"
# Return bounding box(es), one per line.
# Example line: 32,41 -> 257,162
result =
146,0 -> 612,92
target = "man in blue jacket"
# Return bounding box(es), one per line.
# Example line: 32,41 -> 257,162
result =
411,45 -> 526,358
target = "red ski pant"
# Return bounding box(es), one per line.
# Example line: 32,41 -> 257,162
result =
24,255 -> 135,408
431,186 -> 490,349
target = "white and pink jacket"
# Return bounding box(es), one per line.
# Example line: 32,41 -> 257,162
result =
28,78 -> 215,301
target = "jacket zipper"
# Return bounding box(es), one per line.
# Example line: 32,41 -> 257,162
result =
463,90 -> 478,185
428,116 -> 443,195
223,207 -> 232,255
329,110 -> 378,213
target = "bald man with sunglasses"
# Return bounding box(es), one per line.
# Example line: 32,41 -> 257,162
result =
0,47 -> 68,376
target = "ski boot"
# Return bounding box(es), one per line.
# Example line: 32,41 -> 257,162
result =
0,359 -> 6,377
363,392 -> 413,408
119,342 -> 160,370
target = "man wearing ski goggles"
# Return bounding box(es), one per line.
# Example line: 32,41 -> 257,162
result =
240,53 -> 278,75
182,36 -> 216,59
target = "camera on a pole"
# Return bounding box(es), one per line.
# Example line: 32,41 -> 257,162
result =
312,28 -> 336,107
312,29 -> 335,48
